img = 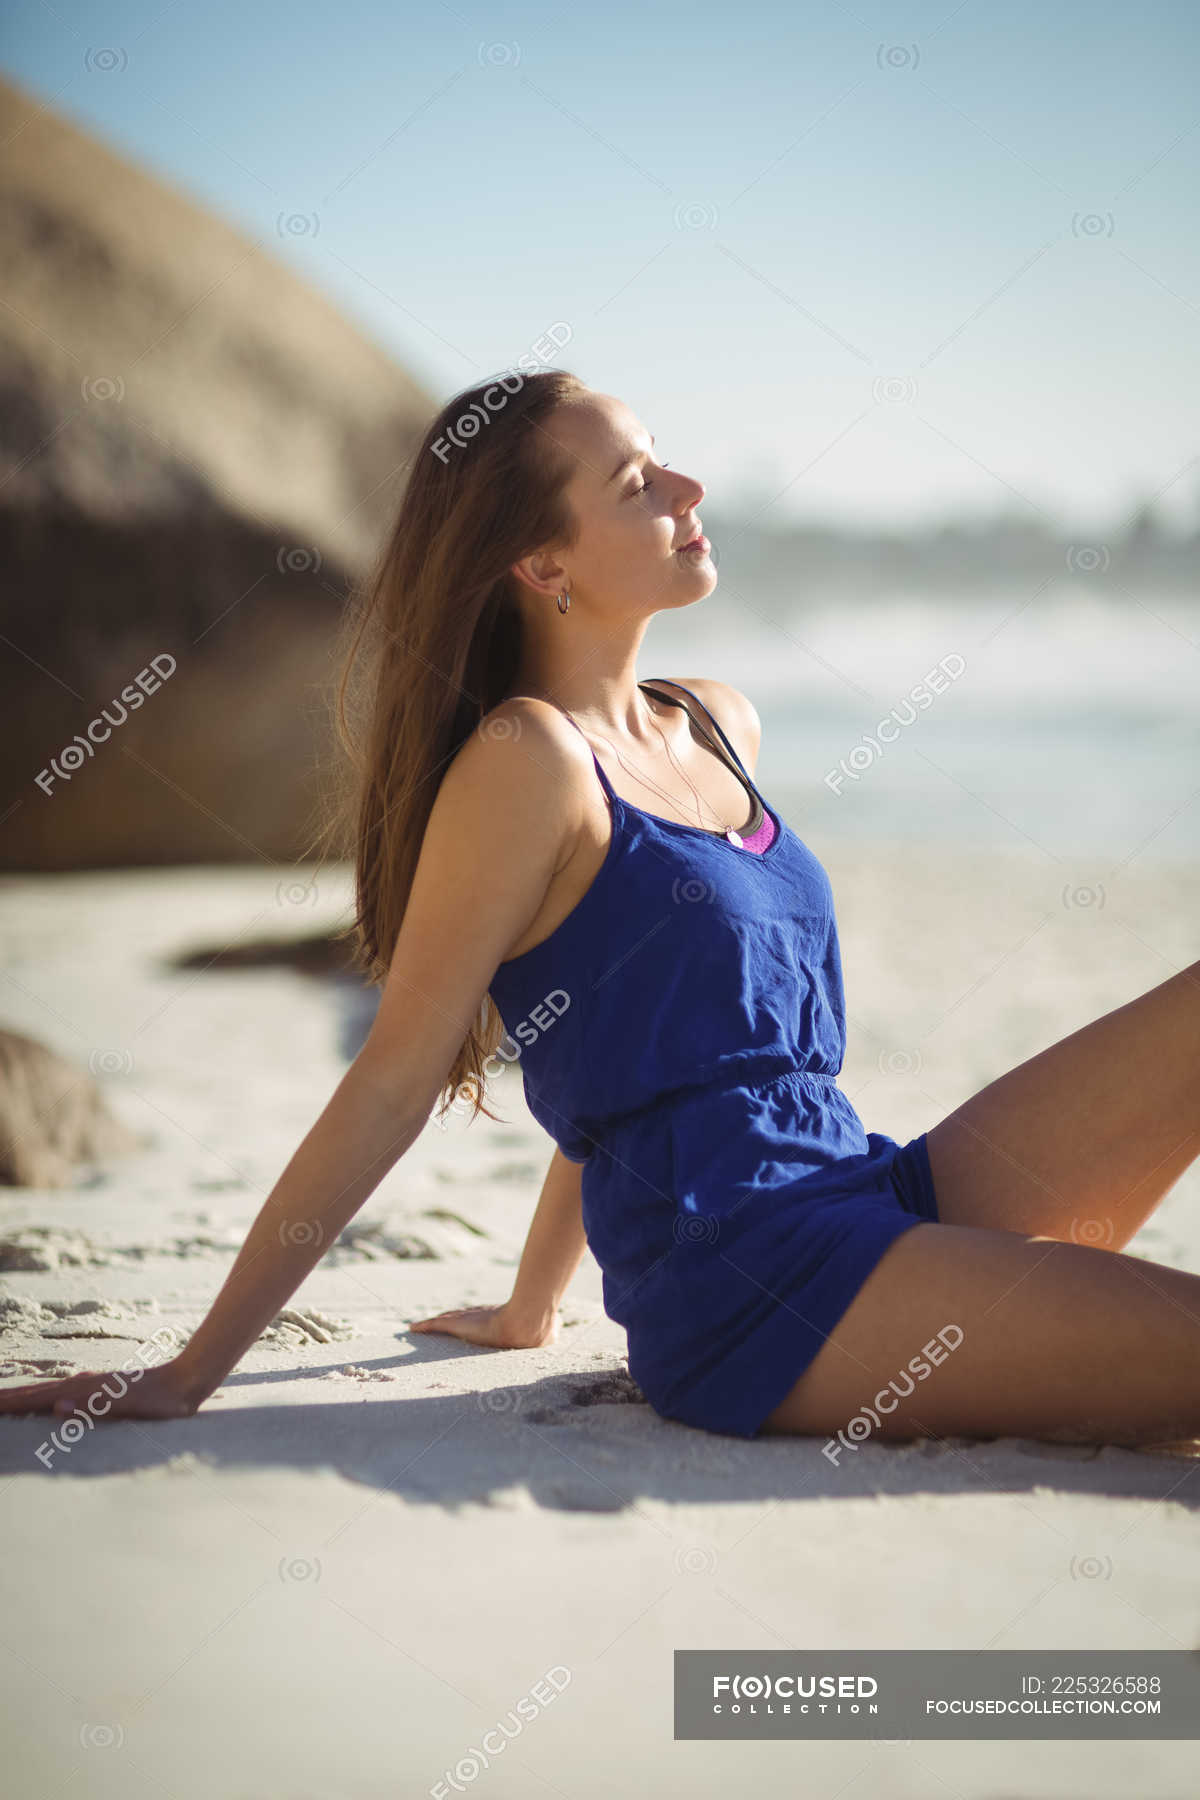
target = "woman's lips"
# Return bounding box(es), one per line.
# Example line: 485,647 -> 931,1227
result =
676,533 -> 711,555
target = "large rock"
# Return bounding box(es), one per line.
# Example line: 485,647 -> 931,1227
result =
0,1027 -> 141,1188
0,72 -> 438,867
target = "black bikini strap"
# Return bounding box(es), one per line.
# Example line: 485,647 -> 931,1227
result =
640,678 -> 756,786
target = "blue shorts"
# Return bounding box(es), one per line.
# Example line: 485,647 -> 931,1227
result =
616,1121 -> 941,1441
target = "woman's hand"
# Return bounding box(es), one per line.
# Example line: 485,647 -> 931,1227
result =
410,1299 -> 558,1350
0,1360 -> 209,1422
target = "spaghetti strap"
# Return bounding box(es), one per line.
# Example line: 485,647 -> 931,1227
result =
536,695 -> 618,805
640,677 -> 757,788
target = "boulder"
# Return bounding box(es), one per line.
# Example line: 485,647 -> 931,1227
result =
0,1026 -> 141,1188
0,72 -> 438,867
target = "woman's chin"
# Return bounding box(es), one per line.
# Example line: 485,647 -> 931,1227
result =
673,554 -> 717,594
659,575 -> 716,614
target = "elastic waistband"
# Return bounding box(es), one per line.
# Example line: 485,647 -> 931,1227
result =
588,1057 -> 839,1142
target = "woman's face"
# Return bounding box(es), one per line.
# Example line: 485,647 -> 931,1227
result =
519,389 -> 715,616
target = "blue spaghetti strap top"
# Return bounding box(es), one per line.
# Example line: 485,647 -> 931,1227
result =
486,677 -> 939,1438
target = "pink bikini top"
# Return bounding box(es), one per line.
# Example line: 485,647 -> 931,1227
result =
733,809 -> 778,854
638,681 -> 777,854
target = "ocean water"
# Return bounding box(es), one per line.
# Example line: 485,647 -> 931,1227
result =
650,586 -> 1199,867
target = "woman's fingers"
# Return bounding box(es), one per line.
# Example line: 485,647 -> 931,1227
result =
0,1385 -> 53,1413
0,1366 -> 199,1421
411,1308 -> 485,1332
0,1372 -> 102,1415
409,1306 -> 505,1346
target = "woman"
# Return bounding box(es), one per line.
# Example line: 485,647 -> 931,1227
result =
3,369 -> 1199,1448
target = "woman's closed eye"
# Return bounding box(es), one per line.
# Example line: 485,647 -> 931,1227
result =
633,461 -> 669,496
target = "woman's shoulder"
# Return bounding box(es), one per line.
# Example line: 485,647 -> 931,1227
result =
473,692 -> 592,762
650,676 -> 763,772
446,694 -> 597,828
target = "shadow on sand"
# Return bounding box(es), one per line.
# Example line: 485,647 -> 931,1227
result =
3,1341 -> 1198,1514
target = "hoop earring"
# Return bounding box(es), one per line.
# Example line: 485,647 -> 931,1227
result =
556,588 -> 571,615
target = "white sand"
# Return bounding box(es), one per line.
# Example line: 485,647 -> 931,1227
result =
1,847 -> 1198,1798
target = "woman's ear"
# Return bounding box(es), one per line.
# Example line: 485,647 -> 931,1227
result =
509,548 -> 567,599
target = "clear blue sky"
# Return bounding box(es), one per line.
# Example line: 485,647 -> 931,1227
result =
4,0 -> 1198,531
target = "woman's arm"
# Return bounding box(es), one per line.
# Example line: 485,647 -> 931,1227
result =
508,1147 -> 588,1334
412,1145 -> 588,1349
169,1062 -> 429,1402
0,1047 -> 434,1420
0,698 -> 590,1419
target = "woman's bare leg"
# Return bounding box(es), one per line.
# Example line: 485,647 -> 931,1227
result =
922,957 -> 1200,1246
759,1222 -> 1200,1445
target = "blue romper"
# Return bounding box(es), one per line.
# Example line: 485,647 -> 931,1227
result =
487,679 -> 940,1439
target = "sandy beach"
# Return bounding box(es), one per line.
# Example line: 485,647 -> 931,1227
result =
2,842 -> 1198,1798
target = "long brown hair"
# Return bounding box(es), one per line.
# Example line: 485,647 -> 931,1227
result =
309,366 -> 589,1127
